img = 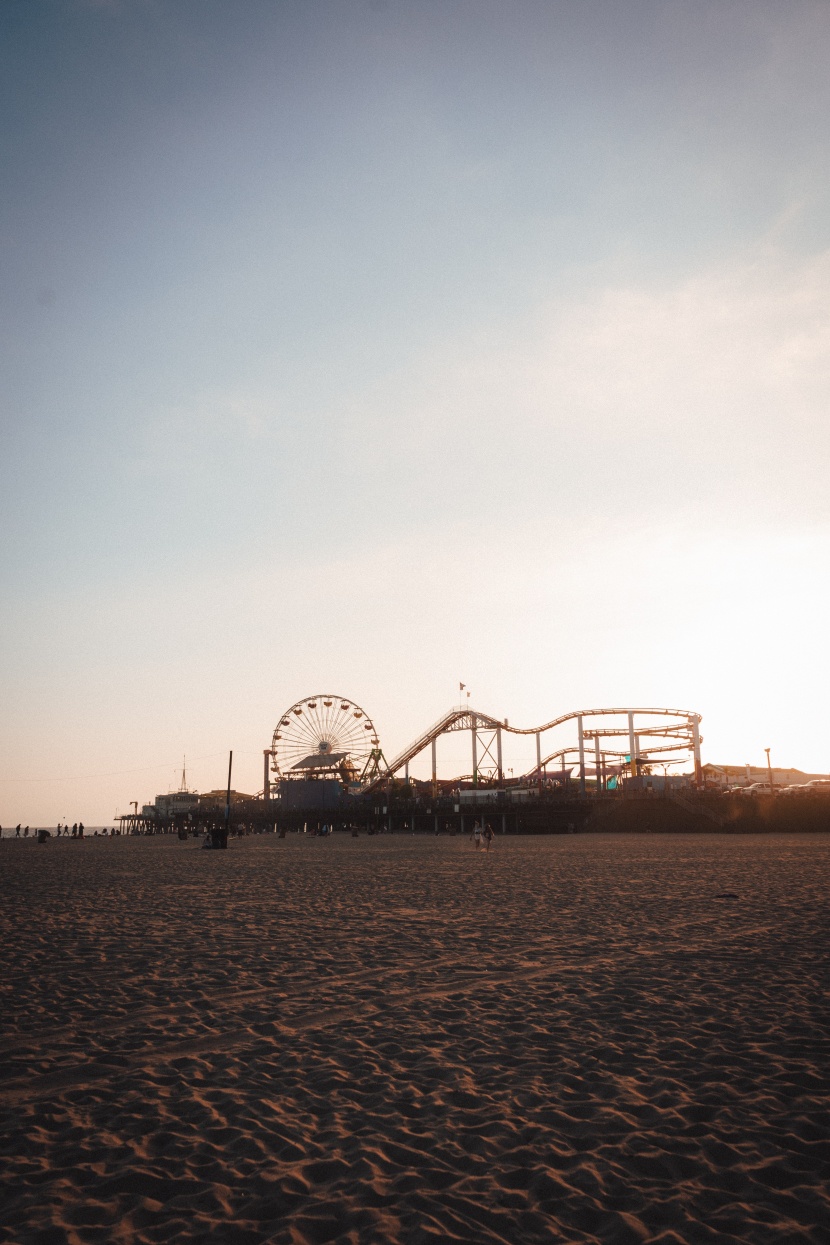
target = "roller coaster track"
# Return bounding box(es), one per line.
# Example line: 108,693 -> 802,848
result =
535,739 -> 690,772
365,705 -> 700,792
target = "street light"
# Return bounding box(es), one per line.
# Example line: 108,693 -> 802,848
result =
764,748 -> 774,795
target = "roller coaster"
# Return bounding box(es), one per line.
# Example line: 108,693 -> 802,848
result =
263,697 -> 703,798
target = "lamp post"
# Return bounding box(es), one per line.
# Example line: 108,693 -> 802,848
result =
764,747 -> 774,795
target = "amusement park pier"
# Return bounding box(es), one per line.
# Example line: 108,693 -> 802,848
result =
117,694 -> 830,837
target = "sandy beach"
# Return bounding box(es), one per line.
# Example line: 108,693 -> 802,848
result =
1,831 -> 828,1244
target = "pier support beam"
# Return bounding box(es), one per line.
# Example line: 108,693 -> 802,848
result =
472,715 -> 478,786
263,750 -> 271,803
594,736 -> 602,794
431,736 -> 437,794
628,712 -> 637,778
578,715 -> 586,795
536,731 -> 542,791
496,726 -> 503,786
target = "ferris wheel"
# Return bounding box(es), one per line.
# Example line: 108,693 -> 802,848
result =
271,695 -> 381,781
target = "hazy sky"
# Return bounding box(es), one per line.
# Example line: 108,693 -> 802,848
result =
2,0 -> 830,823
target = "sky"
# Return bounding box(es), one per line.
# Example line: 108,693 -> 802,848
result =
2,0 -> 830,824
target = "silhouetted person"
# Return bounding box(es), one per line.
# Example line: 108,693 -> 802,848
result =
78,822 -> 84,838
16,824 -> 21,837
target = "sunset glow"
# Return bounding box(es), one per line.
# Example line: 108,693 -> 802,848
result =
2,2 -> 829,823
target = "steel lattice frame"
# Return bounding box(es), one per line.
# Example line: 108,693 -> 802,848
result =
363,705 -> 703,792
271,694 -> 380,780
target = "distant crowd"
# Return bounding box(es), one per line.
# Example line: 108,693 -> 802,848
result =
1,823 -> 125,839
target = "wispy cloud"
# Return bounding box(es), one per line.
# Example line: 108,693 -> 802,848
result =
337,242 -> 830,527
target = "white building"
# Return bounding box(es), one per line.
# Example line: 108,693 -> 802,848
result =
703,764 -> 829,789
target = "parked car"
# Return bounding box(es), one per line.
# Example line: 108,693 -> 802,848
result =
778,781 -> 830,797
738,782 -> 773,796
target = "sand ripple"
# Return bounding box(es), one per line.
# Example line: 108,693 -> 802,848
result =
1,832 -> 829,1243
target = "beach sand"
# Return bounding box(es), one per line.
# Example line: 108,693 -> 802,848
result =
1,831 -> 828,1244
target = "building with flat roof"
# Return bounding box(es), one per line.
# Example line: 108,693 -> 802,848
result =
703,764 -> 829,789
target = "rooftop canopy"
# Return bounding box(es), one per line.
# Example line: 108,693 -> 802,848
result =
291,752 -> 348,771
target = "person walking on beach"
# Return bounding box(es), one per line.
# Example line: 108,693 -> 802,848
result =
15,825 -> 21,837
473,821 -> 482,850
484,823 -> 494,852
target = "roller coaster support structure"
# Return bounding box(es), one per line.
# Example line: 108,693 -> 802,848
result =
364,705 -> 703,796
470,714 -> 502,786
691,715 -> 703,787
